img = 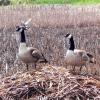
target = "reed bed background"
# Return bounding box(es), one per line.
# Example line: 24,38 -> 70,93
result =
0,5 -> 99,77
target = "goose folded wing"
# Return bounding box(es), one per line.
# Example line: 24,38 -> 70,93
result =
76,51 -> 88,61
31,49 -> 48,63
32,50 -> 41,60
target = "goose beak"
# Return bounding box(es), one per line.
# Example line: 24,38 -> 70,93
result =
16,26 -> 20,31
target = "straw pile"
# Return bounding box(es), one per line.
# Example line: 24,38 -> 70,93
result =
0,65 -> 100,100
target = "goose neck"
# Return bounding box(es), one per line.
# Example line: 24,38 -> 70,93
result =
69,36 -> 75,51
20,30 -> 26,43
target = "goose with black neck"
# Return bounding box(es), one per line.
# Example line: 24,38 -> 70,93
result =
16,20 -> 48,71
64,33 -> 96,73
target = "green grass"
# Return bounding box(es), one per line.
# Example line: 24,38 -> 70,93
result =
67,0 -> 100,5
10,0 -> 67,4
9,0 -> 100,5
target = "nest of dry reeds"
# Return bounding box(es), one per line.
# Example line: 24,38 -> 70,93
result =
0,65 -> 100,100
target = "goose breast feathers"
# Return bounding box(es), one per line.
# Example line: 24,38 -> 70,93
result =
65,49 -> 89,66
18,47 -> 42,63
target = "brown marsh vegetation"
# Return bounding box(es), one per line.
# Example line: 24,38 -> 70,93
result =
0,5 -> 100,100
0,5 -> 99,76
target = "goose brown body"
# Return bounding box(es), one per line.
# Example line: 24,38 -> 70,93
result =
18,43 -> 46,64
64,33 -> 95,72
16,22 -> 48,70
65,49 -> 93,66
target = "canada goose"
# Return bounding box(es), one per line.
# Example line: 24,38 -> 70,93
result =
16,20 -> 48,70
64,33 -> 95,73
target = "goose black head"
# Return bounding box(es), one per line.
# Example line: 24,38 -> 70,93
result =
16,25 -> 28,33
16,19 -> 31,32
64,33 -> 72,39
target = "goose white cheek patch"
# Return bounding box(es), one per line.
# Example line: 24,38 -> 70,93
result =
68,34 -> 72,39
